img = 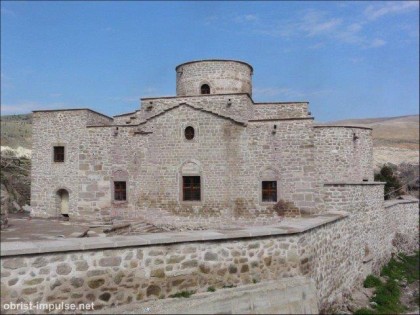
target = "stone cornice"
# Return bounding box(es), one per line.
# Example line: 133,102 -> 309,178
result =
0,212 -> 348,257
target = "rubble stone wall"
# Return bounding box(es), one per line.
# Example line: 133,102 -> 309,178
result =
252,102 -> 309,120
31,104 -> 321,220
1,197 -> 418,313
314,126 -> 374,183
31,110 -> 88,217
176,60 -> 253,96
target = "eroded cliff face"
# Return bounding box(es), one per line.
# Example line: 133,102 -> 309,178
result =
1,184 -> 9,229
0,153 -> 31,229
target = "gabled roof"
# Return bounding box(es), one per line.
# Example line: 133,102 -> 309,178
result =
138,102 -> 247,126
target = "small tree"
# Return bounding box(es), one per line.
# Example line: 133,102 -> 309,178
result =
374,164 -> 404,200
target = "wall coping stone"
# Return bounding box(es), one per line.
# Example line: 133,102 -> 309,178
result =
248,117 -> 314,122
113,110 -> 140,118
324,181 -> 386,186
313,124 -> 372,130
175,59 -> 254,72
0,212 -> 348,257
141,93 -> 252,101
384,199 -> 419,208
253,101 -> 309,105
32,108 -> 113,120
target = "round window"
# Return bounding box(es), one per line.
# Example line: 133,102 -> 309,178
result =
185,126 -> 195,140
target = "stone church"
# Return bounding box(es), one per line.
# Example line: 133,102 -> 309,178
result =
30,60 -> 374,220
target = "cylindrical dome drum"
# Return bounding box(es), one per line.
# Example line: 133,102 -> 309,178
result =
175,60 -> 253,97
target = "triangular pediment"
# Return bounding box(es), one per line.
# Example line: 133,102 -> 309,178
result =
137,102 -> 247,126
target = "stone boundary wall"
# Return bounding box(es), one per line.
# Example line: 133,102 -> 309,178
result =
323,182 -> 385,213
1,200 -> 418,314
95,277 -> 318,314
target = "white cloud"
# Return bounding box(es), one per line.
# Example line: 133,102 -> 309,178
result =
142,87 -> 160,96
254,87 -> 304,99
251,8 -> 390,49
1,7 -> 16,17
254,87 -> 333,100
49,93 -> 62,98
103,26 -> 115,33
110,96 -> 139,103
369,38 -> 387,48
203,15 -> 219,26
350,57 -> 365,64
364,1 -> 419,20
1,72 -> 14,89
205,5 -> 413,50
308,42 -> 326,50
234,14 -> 259,23
299,10 -> 342,37
0,102 -> 74,115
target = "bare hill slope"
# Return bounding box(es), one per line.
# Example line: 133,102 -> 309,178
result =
326,115 -> 419,167
327,115 -> 419,150
0,114 -> 32,149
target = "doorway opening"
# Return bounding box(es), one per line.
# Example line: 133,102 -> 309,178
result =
56,189 -> 69,217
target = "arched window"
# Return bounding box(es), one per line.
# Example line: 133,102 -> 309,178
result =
259,167 -> 279,203
180,160 -> 202,202
201,84 -> 210,94
185,126 -> 195,140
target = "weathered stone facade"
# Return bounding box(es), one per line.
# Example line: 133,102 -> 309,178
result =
1,199 -> 418,313
30,60 -> 376,220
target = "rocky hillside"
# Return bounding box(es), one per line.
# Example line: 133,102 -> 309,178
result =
326,115 -> 419,167
0,114 -> 32,150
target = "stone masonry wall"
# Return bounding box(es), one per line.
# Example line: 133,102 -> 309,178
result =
323,183 -> 384,213
31,110 -> 88,217
76,125 -> 149,220
31,102 -> 321,220
314,126 -> 374,183
2,195 -> 418,313
138,94 -> 253,125
252,102 -> 309,120
246,119 -> 319,214
31,110 -> 117,218
176,61 -> 253,96
86,111 -> 113,126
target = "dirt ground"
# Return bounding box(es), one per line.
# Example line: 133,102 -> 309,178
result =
0,212 -> 104,241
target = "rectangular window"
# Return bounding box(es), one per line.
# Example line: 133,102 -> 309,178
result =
114,181 -> 127,201
53,146 -> 65,162
262,181 -> 277,202
183,176 -> 201,201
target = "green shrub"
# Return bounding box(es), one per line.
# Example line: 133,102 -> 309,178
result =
363,275 -> 382,288
353,308 -> 377,315
374,165 -> 404,199
207,286 -> 216,292
169,290 -> 195,298
372,280 -> 404,314
380,252 -> 419,283
355,252 -> 418,315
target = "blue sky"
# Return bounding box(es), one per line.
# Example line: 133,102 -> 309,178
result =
1,1 -> 419,121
